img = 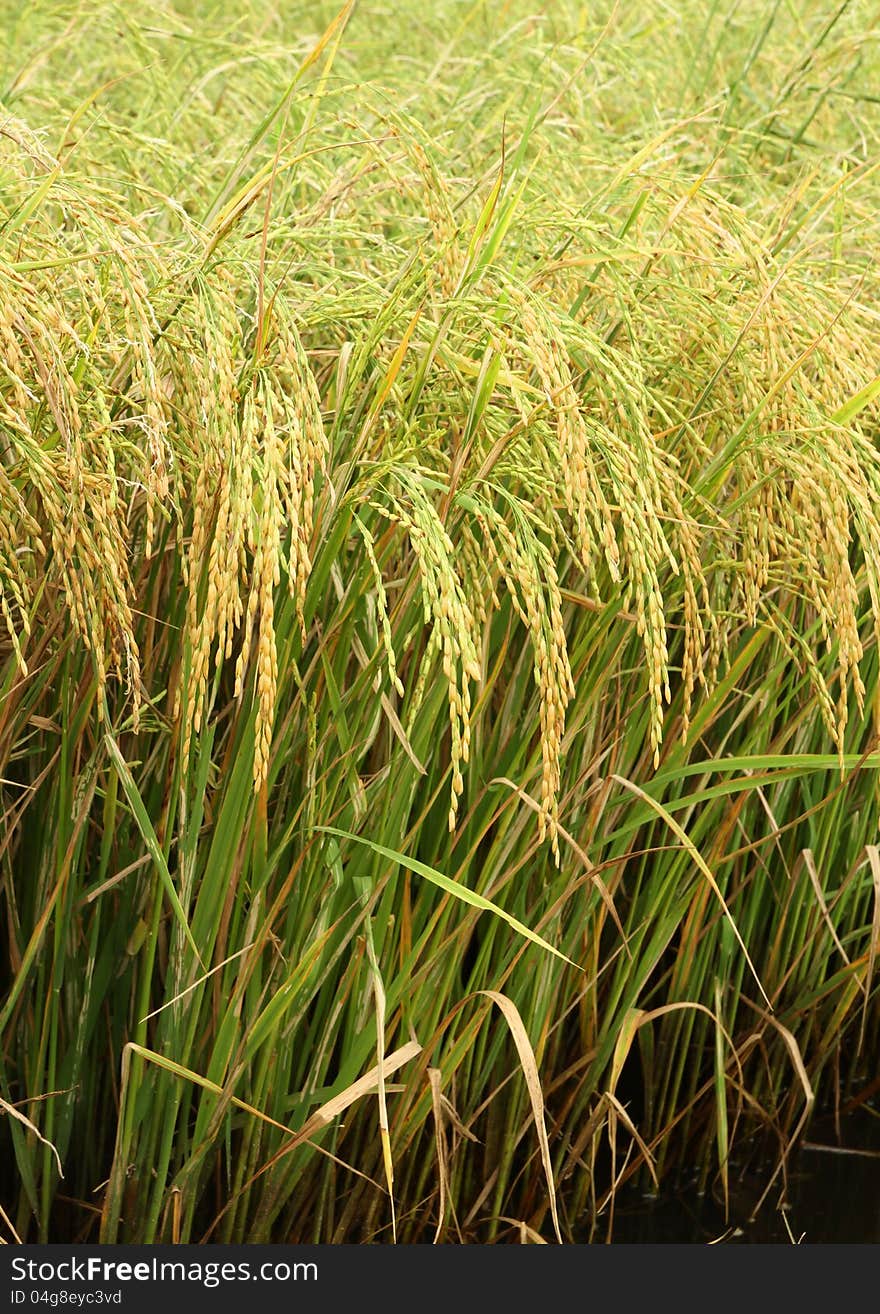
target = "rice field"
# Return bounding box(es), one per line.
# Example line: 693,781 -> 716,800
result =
1,0 -> 879,1243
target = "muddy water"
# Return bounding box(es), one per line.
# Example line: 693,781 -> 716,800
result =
610,1115 -> 880,1243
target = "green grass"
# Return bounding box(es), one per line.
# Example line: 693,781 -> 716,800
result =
1,0 -> 879,1243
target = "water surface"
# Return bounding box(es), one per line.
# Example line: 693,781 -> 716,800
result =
610,1115 -> 880,1243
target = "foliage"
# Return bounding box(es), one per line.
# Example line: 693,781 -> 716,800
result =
1,0 -> 879,1242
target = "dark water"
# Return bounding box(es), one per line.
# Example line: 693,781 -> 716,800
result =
610,1115 -> 880,1243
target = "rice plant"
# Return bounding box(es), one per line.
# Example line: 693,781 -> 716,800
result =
1,0 -> 879,1243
